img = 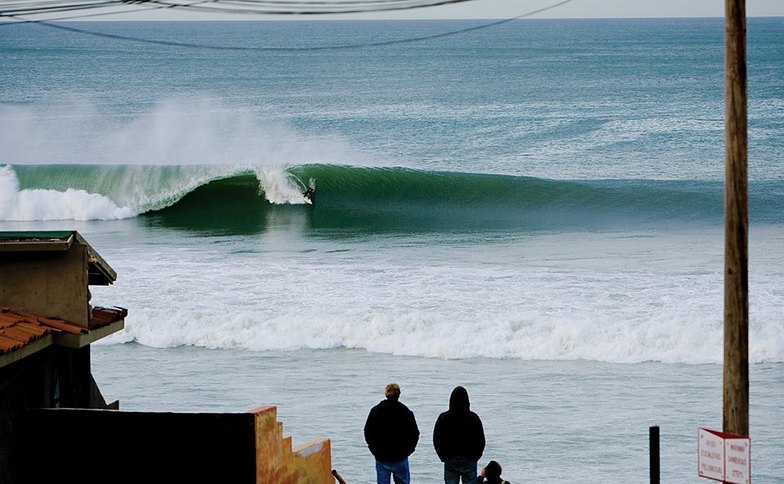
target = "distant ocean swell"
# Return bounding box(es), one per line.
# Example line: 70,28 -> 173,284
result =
3,164 -> 782,231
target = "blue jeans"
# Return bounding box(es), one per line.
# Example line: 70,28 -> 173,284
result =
444,458 -> 478,484
375,458 -> 411,484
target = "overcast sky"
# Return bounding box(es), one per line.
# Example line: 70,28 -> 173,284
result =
370,0 -> 784,19
75,0 -> 784,21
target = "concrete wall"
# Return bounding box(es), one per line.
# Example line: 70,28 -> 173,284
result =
0,246 -> 90,327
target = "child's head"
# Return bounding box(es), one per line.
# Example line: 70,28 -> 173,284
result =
485,460 -> 502,479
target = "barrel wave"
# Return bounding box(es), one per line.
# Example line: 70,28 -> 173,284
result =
3,163 -> 782,233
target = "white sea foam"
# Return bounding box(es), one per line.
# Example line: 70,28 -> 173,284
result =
254,167 -> 311,205
0,165 -> 135,221
92,229 -> 784,365
97,286 -> 781,364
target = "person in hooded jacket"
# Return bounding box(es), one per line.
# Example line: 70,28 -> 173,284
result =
433,385 -> 486,484
364,383 -> 420,484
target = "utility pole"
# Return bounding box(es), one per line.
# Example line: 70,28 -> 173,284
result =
723,0 -> 749,437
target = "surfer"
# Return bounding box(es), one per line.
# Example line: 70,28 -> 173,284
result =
302,177 -> 316,204
303,185 -> 315,202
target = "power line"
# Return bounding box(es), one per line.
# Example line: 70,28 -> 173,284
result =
156,0 -> 475,15
0,0 -> 176,22
0,0 -> 576,52
1,0 -> 472,17
0,0 -> 127,16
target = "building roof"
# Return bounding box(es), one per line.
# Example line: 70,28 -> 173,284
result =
0,306 -> 127,367
0,231 -> 117,285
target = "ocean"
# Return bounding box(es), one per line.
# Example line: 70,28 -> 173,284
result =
1,17 -> 783,483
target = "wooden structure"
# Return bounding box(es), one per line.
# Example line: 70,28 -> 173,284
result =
0,231 -> 127,483
723,0 -> 749,438
0,231 -> 334,483
0,231 -> 118,330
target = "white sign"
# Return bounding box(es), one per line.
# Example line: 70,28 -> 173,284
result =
725,437 -> 751,484
698,428 -> 751,484
698,428 -> 725,480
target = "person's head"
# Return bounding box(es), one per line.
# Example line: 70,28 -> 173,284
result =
485,460 -> 502,480
449,385 -> 470,411
385,383 -> 401,401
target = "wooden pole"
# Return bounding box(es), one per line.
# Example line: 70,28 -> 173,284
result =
723,0 -> 749,437
332,469 -> 347,484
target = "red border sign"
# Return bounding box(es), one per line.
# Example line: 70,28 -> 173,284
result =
698,428 -> 751,484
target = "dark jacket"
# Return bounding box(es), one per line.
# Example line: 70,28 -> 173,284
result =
473,478 -> 509,484
364,399 -> 420,462
433,386 -> 486,462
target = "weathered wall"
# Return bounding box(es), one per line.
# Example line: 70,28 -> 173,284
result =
0,247 -> 89,327
253,405 -> 333,484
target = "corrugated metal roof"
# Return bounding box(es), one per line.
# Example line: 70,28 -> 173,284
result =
0,306 -> 127,355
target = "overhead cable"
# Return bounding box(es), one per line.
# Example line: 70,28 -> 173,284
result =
0,0 -> 576,52
1,0 -> 473,17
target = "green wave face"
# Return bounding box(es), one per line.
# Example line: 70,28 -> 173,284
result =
6,164 -> 783,235
139,165 -> 730,235
142,173 -> 289,235
285,166 -> 728,234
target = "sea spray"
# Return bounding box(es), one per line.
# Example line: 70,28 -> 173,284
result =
0,96 -> 381,167
0,165 -> 134,221
255,167 -> 312,205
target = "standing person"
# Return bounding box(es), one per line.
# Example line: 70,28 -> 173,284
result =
433,385 -> 486,484
364,383 -> 420,484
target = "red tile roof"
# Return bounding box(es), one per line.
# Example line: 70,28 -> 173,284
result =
0,306 -> 127,355
89,306 -> 128,329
